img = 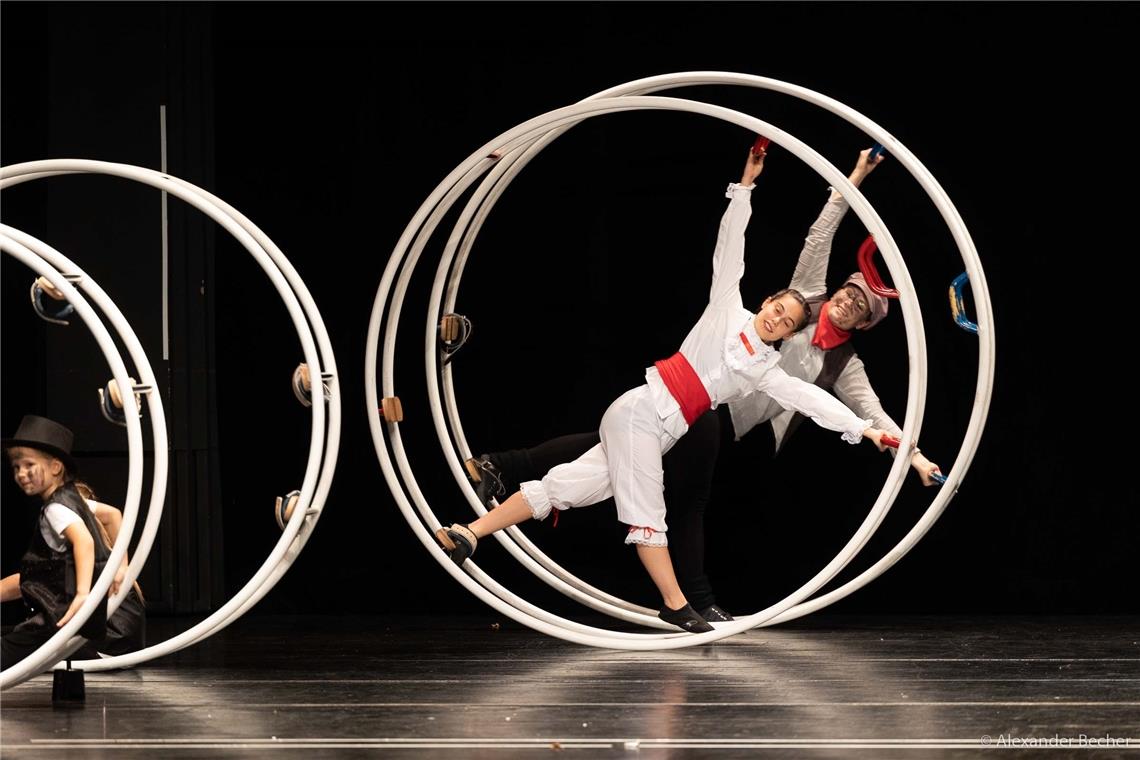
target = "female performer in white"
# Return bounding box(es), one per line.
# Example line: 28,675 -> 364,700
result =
437,144 -> 888,632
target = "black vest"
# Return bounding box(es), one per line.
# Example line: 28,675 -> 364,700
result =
18,482 -> 110,640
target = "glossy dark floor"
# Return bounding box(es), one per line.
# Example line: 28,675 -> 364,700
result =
2,615 -> 1138,758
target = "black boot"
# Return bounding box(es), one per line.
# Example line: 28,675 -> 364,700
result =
435,523 -> 478,566
464,455 -> 506,508
659,603 -> 714,633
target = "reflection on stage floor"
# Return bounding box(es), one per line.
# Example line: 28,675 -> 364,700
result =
2,615 -> 1137,758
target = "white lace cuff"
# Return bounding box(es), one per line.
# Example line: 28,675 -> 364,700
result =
725,182 -> 755,198
520,480 -> 553,521
842,418 -> 874,445
624,526 -> 668,547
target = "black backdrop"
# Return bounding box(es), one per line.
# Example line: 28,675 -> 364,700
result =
3,3 -> 1137,621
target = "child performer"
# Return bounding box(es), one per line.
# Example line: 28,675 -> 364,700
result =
2,416 -> 110,667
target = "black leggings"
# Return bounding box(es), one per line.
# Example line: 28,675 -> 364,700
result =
488,407 -> 730,611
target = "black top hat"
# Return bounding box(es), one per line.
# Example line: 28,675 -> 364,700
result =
3,415 -> 78,475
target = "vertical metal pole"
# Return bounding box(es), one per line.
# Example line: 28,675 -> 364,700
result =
160,104 -> 170,360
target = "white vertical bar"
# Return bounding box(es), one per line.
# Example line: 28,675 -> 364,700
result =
160,105 -> 169,360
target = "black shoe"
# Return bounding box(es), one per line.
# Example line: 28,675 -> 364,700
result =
699,604 -> 734,622
658,603 -> 714,633
464,455 -> 505,508
435,523 -> 478,566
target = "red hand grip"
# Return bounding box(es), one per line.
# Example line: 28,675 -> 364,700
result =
857,235 -> 900,299
880,434 -> 901,449
752,135 -> 770,155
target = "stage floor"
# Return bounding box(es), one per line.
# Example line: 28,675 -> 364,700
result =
2,615 -> 1138,758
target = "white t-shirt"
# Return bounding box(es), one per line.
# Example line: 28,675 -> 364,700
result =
40,499 -> 97,553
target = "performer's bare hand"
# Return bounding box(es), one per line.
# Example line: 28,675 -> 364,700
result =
911,452 -> 942,486
741,147 -> 766,186
864,428 -> 889,452
853,147 -> 885,180
56,592 -> 89,628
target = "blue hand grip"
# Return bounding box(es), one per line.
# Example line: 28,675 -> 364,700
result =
949,272 -> 979,334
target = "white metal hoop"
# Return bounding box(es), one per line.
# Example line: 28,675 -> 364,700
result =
434,73 -> 993,630
0,237 -> 146,687
368,90 -> 957,649
0,160 -> 342,673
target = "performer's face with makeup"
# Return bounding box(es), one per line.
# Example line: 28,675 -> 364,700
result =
8,447 -> 64,498
754,294 -> 805,343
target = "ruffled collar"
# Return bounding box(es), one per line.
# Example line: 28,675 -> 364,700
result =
725,316 -> 775,370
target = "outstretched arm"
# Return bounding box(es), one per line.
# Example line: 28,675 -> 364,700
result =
758,366 -> 877,445
829,147 -> 885,202
789,148 -> 886,297
834,356 -> 943,485
908,452 -> 943,487
708,148 -> 765,307
741,145 -> 765,187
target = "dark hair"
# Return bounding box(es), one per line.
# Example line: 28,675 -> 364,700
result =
764,287 -> 811,331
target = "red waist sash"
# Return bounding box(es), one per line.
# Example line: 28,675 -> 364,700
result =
654,352 -> 711,426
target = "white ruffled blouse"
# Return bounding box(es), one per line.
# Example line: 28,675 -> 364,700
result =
644,182 -> 870,444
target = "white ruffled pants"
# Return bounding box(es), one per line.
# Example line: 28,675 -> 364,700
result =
519,385 -> 682,547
